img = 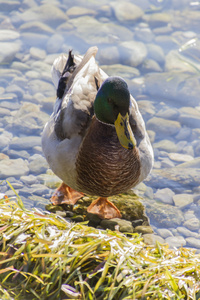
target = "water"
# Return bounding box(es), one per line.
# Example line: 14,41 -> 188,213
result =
0,0 -> 200,249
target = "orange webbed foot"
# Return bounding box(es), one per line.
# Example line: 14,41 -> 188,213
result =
87,197 -> 122,219
51,182 -> 83,205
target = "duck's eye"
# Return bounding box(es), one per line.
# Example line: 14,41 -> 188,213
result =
107,98 -> 112,103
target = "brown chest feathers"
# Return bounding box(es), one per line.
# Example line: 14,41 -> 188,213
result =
76,117 -> 141,197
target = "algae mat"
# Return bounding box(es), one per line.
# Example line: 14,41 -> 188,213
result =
0,191 -> 200,299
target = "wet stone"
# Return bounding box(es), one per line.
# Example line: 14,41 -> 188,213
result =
173,194 -> 193,208
132,219 -> 143,227
156,228 -> 173,239
177,227 -> 199,238
0,158 -> 29,179
165,236 -> 186,248
147,117 -> 181,137
185,237 -> 200,249
154,188 -> 175,205
143,234 -> 156,245
100,218 -> 134,233
21,174 -> 37,185
184,218 -> 200,231
111,2 -> 144,22
120,41 -> 147,67
133,225 -> 153,234
71,215 -> 85,222
9,136 -> 41,150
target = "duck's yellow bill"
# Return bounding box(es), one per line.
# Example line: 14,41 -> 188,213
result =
114,113 -> 136,150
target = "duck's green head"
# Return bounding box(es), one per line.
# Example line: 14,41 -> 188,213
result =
94,76 -> 136,150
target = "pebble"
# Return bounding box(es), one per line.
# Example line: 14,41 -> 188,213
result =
154,188 -> 175,205
0,42 -> 21,63
173,194 -> 193,208
111,2 -> 143,22
177,227 -> 199,238
0,158 -> 29,179
156,228 -> 173,239
9,136 -> 41,150
184,218 -> 200,231
100,218 -> 134,233
120,41 -> 147,67
29,154 -> 48,174
167,153 -> 194,163
147,117 -> 181,137
185,237 -> 200,249
165,236 -> 186,248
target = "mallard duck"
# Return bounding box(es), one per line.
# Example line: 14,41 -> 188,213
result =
42,46 -> 154,219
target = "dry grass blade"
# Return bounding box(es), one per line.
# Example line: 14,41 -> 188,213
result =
0,189 -> 200,299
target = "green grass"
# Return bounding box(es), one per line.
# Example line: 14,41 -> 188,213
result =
0,191 -> 200,299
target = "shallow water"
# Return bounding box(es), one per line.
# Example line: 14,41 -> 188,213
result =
0,0 -> 200,250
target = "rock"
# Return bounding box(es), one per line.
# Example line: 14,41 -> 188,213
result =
141,59 -> 162,72
11,61 -> 30,72
177,227 -> 199,238
46,34 -> 65,54
144,72 -> 200,107
135,25 -> 154,43
173,194 -> 193,208
19,21 -> 54,34
5,102 -> 49,135
168,153 -> 194,163
101,64 -> 139,79
0,0 -> 20,12
184,218 -> 200,231
147,117 -> 181,136
165,236 -> 186,248
111,2 -> 143,22
176,157 -> 200,169
66,6 -> 96,18
7,149 -> 30,159
98,46 -> 120,65
29,154 -> 48,174
69,16 -> 133,44
0,158 -> 29,179
0,29 -> 20,41
71,215 -> 84,222
37,174 -> 62,189
134,225 -> 153,234
9,136 -> 41,150
132,219 -> 143,227
143,234 -> 156,245
160,158 -> 175,168
30,47 -> 46,60
28,79 -> 54,97
175,128 -> 192,140
145,202 -> 184,228
46,204 -> 65,213
19,4 -> 67,27
143,12 -> 171,27
156,228 -> 173,239
153,140 -> 178,153
21,32 -> 49,47
154,188 -> 175,205
165,50 -> 200,73
21,174 -> 37,185
0,42 -> 21,63
120,41 -> 147,67
0,131 -> 13,151
148,167 -> 200,191
178,107 -> 200,128
156,108 -> 179,120
186,237 -> 200,249
146,43 -> 165,64
100,218 -> 134,233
